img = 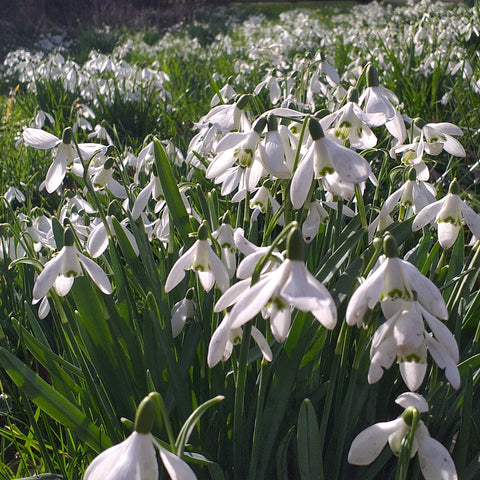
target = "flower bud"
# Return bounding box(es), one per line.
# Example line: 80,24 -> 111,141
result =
62,127 -> 73,145
383,233 -> 399,258
134,395 -> 156,434
236,94 -> 251,110
287,228 -> 304,261
309,117 -> 325,141
267,113 -> 278,131
366,64 -> 379,88
64,227 -> 75,247
347,87 -> 359,104
448,179 -> 459,195
402,406 -> 418,426
197,223 -> 209,241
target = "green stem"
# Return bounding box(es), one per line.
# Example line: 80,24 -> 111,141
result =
234,322 -> 252,480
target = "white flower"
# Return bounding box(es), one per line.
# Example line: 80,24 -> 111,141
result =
369,169 -> 436,239
197,94 -> 251,133
368,301 -> 460,391
89,157 -> 127,198
4,186 -> 25,204
215,229 -> 336,342
87,216 -> 139,259
207,313 -> 272,368
171,290 -> 195,338
290,117 -> 371,209
165,224 -> 230,293
32,228 -> 112,301
348,393 -> 458,480
346,235 -> 447,328
88,124 -> 113,145
320,89 -> 384,150
23,127 -> 105,193
412,180 -> 480,249
84,395 -> 197,480
359,65 -> 398,121
84,432 -> 158,480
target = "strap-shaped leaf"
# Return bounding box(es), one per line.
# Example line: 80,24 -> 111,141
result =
297,398 -> 324,480
0,347 -> 110,452
153,139 -> 193,245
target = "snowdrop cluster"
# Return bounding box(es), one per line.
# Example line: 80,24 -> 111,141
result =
4,2 -> 480,479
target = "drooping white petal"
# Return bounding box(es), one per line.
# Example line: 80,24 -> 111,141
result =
54,275 -> 75,297
416,424 -> 458,480
165,243 -> 197,292
346,262 -> 387,326
395,392 -> 429,413
155,441 -> 197,480
84,432 -> 158,480
280,261 -> 337,330
399,358 -> 427,392
325,140 -> 371,184
459,201 -> 480,239
269,306 -> 292,342
87,223 -> 109,258
45,156 -> 67,193
78,252 -> 113,295
208,316 -> 231,368
400,261 -> 448,319
131,181 -> 154,220
229,264 -> 288,329
207,245 -> 230,292
32,250 -> 65,300
348,417 -> 405,465
23,128 -> 60,149
290,151 -> 315,209
251,325 -> 273,361
412,200 -> 443,231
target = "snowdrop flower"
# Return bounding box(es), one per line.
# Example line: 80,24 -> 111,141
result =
369,169 -> 436,239
210,78 -> 236,107
4,186 -> 25,205
368,301 -> 460,391
359,64 -> 398,121
131,172 -> 164,220
254,71 -> 282,105
206,116 -> 265,182
320,87 -> 384,149
165,224 -> 230,293
32,227 -> 112,302
258,114 -> 292,179
348,393 -> 458,480
212,219 -> 236,279
88,124 -> 113,145
84,394 -> 197,480
249,185 -> 283,226
412,179 -> 480,249
171,289 -> 195,338
346,234 -> 447,328
197,94 -> 251,133
290,117 -> 371,209
87,215 -> 139,259
32,110 -> 54,129
302,198 -> 355,243
207,313 -> 273,368
215,229 -> 336,342
23,127 -> 105,193
414,118 -> 465,158
89,157 -> 127,199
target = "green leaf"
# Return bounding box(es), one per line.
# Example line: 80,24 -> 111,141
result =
297,398 -> 324,480
153,139 -> 193,245
0,346 -> 110,452
175,395 -> 225,456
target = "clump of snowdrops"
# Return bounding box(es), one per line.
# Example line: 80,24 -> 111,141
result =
1,1 -> 480,480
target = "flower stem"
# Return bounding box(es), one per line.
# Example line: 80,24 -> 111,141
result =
233,322 -> 252,480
